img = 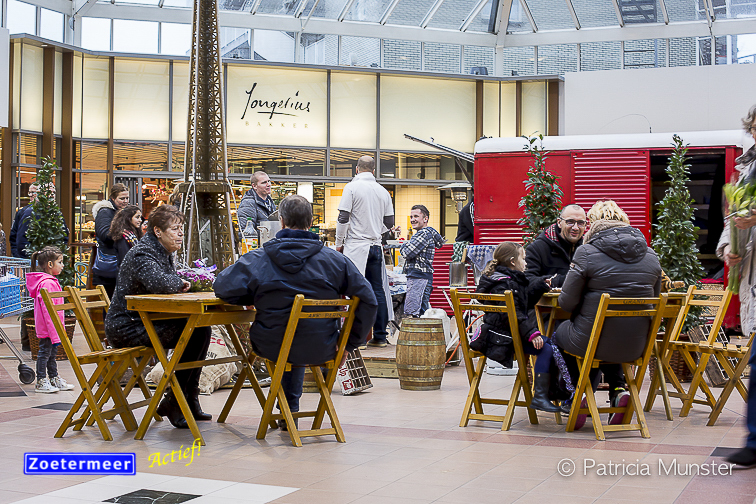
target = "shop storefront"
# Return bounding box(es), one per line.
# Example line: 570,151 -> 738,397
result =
0,36 -> 560,262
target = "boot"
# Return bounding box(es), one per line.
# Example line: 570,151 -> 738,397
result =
156,389 -> 188,429
529,373 -> 561,413
188,386 -> 212,421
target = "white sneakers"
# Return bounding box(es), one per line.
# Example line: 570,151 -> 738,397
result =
35,378 -> 59,393
51,376 -> 75,391
35,376 -> 75,393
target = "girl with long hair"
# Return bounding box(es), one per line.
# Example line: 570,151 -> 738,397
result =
109,205 -> 143,267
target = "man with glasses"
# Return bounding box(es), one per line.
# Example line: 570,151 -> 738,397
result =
237,171 -> 277,241
525,204 -> 587,288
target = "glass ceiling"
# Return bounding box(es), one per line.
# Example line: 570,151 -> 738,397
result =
25,0 -> 756,50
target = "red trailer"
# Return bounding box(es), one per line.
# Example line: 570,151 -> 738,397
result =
429,130 -> 752,321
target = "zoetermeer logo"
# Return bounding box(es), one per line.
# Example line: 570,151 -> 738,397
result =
24,453 -> 136,475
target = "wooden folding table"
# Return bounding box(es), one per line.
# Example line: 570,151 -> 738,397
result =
126,292 -> 265,445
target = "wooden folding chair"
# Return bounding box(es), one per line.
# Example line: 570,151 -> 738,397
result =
40,288 -> 142,441
703,331 -> 754,426
256,295 -> 359,447
565,294 -> 667,441
450,288 -> 560,431
643,289 -> 691,420
663,287 -> 732,418
67,286 -> 161,427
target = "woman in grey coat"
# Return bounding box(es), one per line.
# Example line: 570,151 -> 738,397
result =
554,219 -> 662,414
105,205 -> 211,429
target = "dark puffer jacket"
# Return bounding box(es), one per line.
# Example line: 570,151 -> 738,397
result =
105,232 -> 187,349
524,223 -> 583,288
477,266 -> 549,341
214,229 -> 378,365
554,224 -> 662,363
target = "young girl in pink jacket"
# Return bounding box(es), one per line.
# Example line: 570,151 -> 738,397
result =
26,246 -> 75,393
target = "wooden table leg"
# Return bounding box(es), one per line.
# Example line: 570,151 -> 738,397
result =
135,313 -> 205,445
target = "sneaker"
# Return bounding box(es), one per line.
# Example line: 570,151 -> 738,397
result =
366,339 -> 388,348
50,376 -> 75,391
726,447 -> 756,468
35,378 -> 60,394
608,388 -> 630,425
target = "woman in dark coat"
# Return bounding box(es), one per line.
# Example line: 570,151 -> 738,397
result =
105,205 -> 211,429
109,205 -> 142,267
92,183 -> 130,297
554,218 -> 661,417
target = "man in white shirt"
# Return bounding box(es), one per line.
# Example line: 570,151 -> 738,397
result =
336,156 -> 394,347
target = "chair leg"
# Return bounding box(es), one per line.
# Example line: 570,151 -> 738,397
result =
501,374 -> 522,431
312,366 -> 345,443
585,385 -> 604,441
276,381 -> 302,448
256,359 -> 287,441
707,354 -> 750,426
680,352 -> 715,417
460,356 -> 486,427
624,363 -> 651,438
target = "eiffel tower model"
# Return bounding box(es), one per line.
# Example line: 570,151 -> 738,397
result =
177,0 -> 236,271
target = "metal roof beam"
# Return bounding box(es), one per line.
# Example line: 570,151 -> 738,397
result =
337,0 -> 355,22
518,0 -> 537,32
494,0 -> 513,45
73,0 -> 98,17
611,0 -> 625,28
380,0 -> 401,25
460,0 -> 489,32
420,0 -> 445,29
658,0 -> 669,25
564,0 -> 580,30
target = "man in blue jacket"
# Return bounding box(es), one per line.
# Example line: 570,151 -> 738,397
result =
215,195 -> 377,429
9,184 -> 39,258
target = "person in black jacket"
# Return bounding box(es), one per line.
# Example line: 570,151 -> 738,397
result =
109,205 -> 142,267
524,204 -> 587,287
9,183 -> 39,258
92,183 -> 130,297
554,218 -> 662,421
474,242 -> 560,413
215,195 -> 377,428
105,205 -> 211,429
455,199 -> 474,243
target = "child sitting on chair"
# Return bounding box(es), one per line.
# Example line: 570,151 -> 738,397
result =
26,246 -> 75,393
473,241 -> 570,413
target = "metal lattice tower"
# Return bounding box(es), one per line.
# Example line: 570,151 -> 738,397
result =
179,0 -> 236,271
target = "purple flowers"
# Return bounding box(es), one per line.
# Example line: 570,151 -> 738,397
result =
177,259 -> 217,292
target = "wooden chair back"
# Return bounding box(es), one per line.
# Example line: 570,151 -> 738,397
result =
450,288 -> 558,431
565,293 -> 668,441
256,295 -> 360,447
40,287 -> 138,441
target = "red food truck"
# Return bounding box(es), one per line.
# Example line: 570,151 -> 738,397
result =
430,130 -> 753,322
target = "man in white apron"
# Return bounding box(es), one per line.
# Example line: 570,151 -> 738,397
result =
336,156 -> 394,347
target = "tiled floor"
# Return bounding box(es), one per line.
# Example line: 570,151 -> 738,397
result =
0,324 -> 754,504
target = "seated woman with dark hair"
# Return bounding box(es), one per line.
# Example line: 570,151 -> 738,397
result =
104,205 -> 212,429
109,204 -> 143,267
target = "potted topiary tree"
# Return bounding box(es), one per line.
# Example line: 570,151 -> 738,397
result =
518,134 -> 564,245
650,135 -> 705,382
23,156 -> 76,361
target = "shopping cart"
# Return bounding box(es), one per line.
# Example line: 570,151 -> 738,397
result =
0,256 -> 36,384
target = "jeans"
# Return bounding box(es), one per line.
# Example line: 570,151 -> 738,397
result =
420,278 -> 433,314
524,338 -> 553,374
365,245 -> 388,341
36,338 -> 59,380
747,366 -> 756,449
280,367 -> 305,413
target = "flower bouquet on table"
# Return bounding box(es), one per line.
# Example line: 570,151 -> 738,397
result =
723,181 -> 756,292
177,259 -> 217,292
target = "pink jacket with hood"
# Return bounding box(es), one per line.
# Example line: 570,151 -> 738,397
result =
26,272 -> 64,344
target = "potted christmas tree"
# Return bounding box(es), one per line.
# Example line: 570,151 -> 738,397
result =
518,134 -> 564,245
24,157 -> 76,360
650,135 -> 704,382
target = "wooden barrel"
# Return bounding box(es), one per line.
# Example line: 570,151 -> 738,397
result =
396,318 -> 446,390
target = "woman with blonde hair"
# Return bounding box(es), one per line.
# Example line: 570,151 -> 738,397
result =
586,200 -> 630,225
